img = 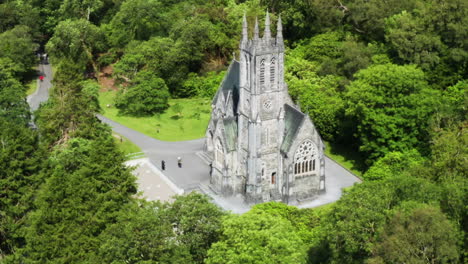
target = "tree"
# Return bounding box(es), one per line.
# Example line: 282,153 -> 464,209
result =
113,37 -> 175,83
81,80 -> 101,113
430,80 -> 468,131
249,202 -> 322,244
206,211 -> 307,264
182,71 -> 225,98
163,193 -> 225,263
325,176 -> 441,263
0,119 -> 44,257
0,69 -> 29,124
13,136 -> 137,263
369,204 -> 461,264
285,56 -> 344,141
112,37 -> 191,94
94,201 -> 192,263
35,60 -> 105,146
115,71 -> 170,116
385,11 -> 443,71
0,25 -> 38,79
46,19 -> 106,73
363,149 -> 425,181
422,122 -> 468,229
59,0 -> 104,21
345,63 -> 438,163
106,0 -> 165,48
0,1 -> 42,40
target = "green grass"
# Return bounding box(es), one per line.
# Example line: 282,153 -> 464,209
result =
26,79 -> 37,95
100,90 -> 211,141
113,132 -> 142,156
324,141 -> 365,177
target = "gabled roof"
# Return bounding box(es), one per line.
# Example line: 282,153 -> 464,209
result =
280,104 -> 305,153
212,60 -> 240,114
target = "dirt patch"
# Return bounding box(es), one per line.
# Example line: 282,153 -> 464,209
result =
98,65 -> 118,91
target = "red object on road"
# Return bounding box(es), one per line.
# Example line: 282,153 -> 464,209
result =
39,75 -> 44,81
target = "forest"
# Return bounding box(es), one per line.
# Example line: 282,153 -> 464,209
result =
0,0 -> 466,263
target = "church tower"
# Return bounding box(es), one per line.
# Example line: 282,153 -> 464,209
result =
205,13 -> 326,205
237,12 -> 289,203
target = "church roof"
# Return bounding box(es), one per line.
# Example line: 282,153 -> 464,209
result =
223,117 -> 238,152
212,60 -> 240,114
280,104 -> 305,154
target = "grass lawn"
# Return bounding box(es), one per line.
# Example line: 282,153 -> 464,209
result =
26,79 -> 37,95
112,132 -> 143,159
324,141 -> 365,177
100,90 -> 211,141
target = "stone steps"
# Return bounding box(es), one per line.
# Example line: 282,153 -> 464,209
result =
196,151 -> 213,165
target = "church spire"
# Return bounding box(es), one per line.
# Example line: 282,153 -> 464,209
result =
241,12 -> 248,45
254,17 -> 259,40
264,11 -> 271,40
276,15 -> 283,46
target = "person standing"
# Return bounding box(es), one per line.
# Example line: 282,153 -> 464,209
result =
161,160 -> 166,171
177,157 -> 182,168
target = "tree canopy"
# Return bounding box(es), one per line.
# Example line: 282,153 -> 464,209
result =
0,0 -> 466,263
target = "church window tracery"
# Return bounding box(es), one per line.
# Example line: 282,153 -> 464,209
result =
259,59 -> 265,86
294,140 -> 317,177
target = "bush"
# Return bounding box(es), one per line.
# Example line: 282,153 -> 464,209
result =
115,71 -> 170,116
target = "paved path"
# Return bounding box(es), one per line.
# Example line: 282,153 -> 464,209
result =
98,116 -> 210,191
99,115 -> 361,211
27,62 -> 361,211
126,158 -> 183,202
27,63 -> 52,111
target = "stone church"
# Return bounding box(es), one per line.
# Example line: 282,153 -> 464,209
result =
204,13 -> 325,204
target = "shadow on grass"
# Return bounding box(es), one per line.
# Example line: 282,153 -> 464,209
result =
325,141 -> 367,176
23,68 -> 40,82
23,68 -> 41,95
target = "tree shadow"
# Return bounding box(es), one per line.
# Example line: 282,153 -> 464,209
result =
307,240 -> 332,264
23,68 -> 41,83
328,140 -> 367,173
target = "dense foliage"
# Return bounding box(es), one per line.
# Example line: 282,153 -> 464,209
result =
0,0 -> 466,263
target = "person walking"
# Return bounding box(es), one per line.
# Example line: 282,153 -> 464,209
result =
39,75 -> 44,82
161,160 -> 166,171
177,157 -> 182,168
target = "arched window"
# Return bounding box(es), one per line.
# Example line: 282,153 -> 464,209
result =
270,57 -> 276,84
271,172 -> 276,185
259,59 -> 265,86
293,140 -> 317,177
215,138 -> 224,165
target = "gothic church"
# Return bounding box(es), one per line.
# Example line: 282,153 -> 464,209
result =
204,13 -> 326,204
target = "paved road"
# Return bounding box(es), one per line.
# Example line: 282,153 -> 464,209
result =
98,115 -> 210,191
27,63 -> 52,111
99,115 -> 361,210
27,62 -> 361,210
